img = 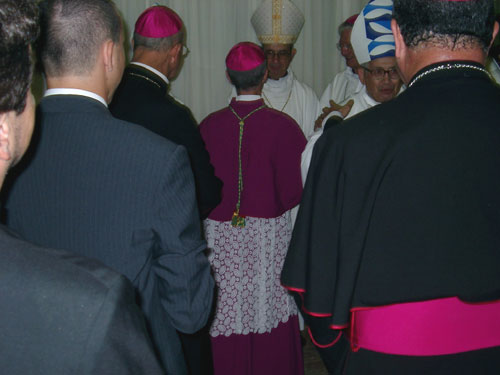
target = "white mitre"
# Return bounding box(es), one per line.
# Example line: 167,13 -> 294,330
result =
351,0 -> 395,65
251,0 -> 305,45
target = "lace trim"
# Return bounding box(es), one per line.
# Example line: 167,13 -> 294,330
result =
204,211 -> 297,337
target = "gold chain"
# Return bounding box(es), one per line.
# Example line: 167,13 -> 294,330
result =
228,104 -> 266,228
262,84 -> 293,112
409,63 -> 493,88
129,72 -> 163,90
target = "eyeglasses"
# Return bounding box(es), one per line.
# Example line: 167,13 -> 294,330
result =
363,67 -> 400,80
182,45 -> 190,58
264,49 -> 292,60
336,43 -> 352,51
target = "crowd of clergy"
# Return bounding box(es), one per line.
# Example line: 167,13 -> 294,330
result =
1,0 -> 500,374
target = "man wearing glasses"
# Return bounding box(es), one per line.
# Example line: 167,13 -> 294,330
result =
231,0 -> 320,140
110,5 -> 222,223
319,14 -> 363,118
301,4 -> 402,182
342,57 -> 402,121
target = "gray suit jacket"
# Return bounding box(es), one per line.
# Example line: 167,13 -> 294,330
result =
0,225 -> 164,374
2,95 -> 214,374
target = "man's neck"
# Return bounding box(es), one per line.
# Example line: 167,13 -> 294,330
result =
403,47 -> 487,84
237,88 -> 262,96
132,49 -> 170,79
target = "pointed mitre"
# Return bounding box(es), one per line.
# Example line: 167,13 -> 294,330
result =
351,0 -> 395,65
251,0 -> 305,45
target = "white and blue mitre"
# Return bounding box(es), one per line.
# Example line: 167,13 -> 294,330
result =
351,0 -> 394,65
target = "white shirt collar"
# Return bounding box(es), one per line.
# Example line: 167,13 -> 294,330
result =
264,69 -> 294,92
235,95 -> 261,102
44,88 -> 107,107
130,62 -> 169,85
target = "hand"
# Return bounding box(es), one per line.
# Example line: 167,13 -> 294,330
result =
314,99 -> 354,130
328,99 -> 354,118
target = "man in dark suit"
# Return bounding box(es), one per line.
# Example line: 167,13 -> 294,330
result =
0,1 -> 163,373
110,6 -> 222,220
3,1 -> 214,374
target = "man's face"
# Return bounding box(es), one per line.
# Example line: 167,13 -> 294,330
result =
359,56 -> 402,103
262,43 -> 295,80
339,28 -> 359,70
12,91 -> 35,165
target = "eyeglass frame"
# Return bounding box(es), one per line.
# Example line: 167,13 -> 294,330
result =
336,43 -> 353,51
264,49 -> 292,60
181,45 -> 190,58
362,66 -> 400,80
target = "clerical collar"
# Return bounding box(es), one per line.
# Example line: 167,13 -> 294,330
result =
44,88 -> 107,107
408,60 -> 490,88
130,62 -> 169,85
236,95 -> 261,101
264,69 -> 294,92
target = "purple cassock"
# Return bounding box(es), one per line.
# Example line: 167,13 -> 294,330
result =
201,98 -> 305,221
200,97 -> 306,375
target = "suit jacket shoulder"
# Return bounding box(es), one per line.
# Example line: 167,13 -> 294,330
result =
0,225 -> 164,374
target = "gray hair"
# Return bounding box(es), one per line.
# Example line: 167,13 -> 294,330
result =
133,29 -> 185,52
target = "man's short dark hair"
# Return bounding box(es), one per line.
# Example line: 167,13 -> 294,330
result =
0,0 -> 38,114
393,0 -> 496,51
38,0 -> 121,77
227,62 -> 267,92
133,30 -> 185,52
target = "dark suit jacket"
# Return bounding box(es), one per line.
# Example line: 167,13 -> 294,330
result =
110,64 -> 222,219
2,95 -> 214,374
0,225 -> 163,374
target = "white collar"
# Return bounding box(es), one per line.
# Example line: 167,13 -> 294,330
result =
345,67 -> 359,78
130,62 -> 169,85
44,88 -> 107,107
361,86 -> 380,107
236,95 -> 261,102
264,69 -> 294,92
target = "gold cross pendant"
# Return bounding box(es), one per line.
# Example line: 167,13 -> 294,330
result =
231,212 -> 246,228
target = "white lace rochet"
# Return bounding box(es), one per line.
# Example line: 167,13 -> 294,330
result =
204,211 -> 297,337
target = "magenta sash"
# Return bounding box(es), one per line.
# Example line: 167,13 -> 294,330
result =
350,297 -> 500,356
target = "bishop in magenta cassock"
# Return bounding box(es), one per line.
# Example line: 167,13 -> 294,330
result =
200,42 -> 306,375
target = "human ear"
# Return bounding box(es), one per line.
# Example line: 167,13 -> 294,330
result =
102,39 -> 115,72
489,21 -> 499,50
0,113 -> 12,162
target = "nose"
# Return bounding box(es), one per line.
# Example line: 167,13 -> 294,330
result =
269,54 -> 280,62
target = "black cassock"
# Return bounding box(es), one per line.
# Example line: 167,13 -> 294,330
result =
282,61 -> 500,374
110,64 -> 222,219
